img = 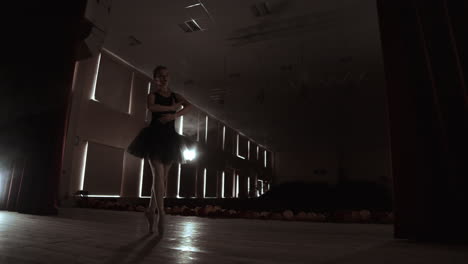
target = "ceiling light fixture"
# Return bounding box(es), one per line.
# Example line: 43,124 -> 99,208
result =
185,3 -> 202,8
179,0 -> 214,33
185,19 -> 202,32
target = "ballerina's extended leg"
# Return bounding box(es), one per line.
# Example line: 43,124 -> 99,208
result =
156,162 -> 171,237
146,159 -> 164,234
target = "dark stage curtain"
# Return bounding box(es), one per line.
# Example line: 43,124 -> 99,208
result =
377,0 -> 468,242
0,1 -> 88,214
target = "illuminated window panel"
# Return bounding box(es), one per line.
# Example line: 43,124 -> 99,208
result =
88,195 -> 120,198
236,134 -> 248,159
224,127 -> 235,154
215,171 -> 223,198
94,53 -> 133,113
166,164 -> 180,198
71,61 -> 79,92
139,159 -> 150,198
232,172 -> 236,198
249,142 -> 257,161
205,116 -> 208,142
221,171 -> 225,198
90,53 -> 101,101
247,176 -> 250,195
258,147 -> 265,166
197,113 -> 207,143
266,150 -> 272,168
140,159 -> 152,198
145,82 -> 151,122
182,109 -> 199,141
204,169 -> 218,198
128,73 -> 135,114
258,179 -> 264,195
203,169 -> 207,198
79,141 -> 89,191
177,164 -> 182,198
179,164 -> 197,198
216,123 -> 224,150
264,150 -> 267,168
127,70 -> 152,120
175,115 -> 184,135
222,126 -> 226,151
206,117 -> 219,149
223,170 -> 235,198
82,141 -> 124,196
236,174 -> 240,198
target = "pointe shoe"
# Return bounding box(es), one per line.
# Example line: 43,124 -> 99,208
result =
144,210 -> 155,234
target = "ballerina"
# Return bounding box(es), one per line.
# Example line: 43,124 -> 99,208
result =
127,65 -> 192,235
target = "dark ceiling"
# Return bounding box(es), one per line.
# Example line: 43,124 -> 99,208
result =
104,0 -> 386,151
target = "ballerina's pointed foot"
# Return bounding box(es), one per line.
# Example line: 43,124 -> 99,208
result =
144,210 -> 155,234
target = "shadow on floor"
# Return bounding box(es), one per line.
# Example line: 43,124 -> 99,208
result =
102,233 -> 163,264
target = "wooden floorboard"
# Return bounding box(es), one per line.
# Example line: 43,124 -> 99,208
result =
0,208 -> 467,263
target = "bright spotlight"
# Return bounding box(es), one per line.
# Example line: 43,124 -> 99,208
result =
183,148 -> 197,161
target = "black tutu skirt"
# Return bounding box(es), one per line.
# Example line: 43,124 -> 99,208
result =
127,124 -> 192,164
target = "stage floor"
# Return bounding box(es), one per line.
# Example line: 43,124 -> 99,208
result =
0,208 -> 467,264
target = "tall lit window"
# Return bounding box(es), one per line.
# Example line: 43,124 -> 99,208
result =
236,174 -> 240,198
79,141 -> 89,191
222,126 -> 226,150
258,179 -> 264,195
177,164 -> 182,198
176,115 -> 184,134
139,159 -> 150,198
205,116 -> 208,143
203,168 -> 207,198
128,73 -> 135,114
145,82 -> 151,122
236,134 -> 246,159
232,172 -> 236,198
221,172 -> 225,198
87,195 -> 120,198
90,53 -> 102,101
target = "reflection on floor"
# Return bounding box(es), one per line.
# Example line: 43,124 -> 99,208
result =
0,208 -> 467,264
